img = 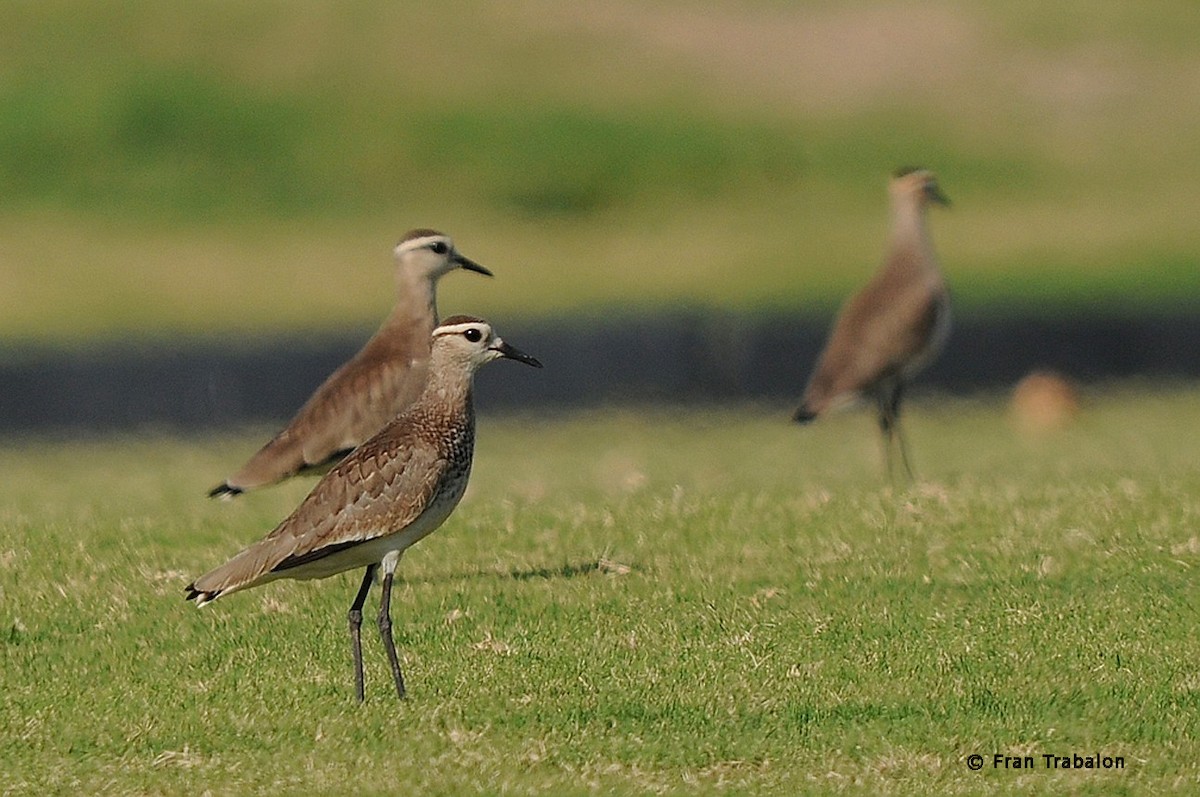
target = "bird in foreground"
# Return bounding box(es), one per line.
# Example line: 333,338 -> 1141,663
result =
209,230 -> 493,498
793,168 -> 951,481
187,316 -> 542,701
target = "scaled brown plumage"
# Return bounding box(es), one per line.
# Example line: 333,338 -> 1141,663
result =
188,316 -> 542,701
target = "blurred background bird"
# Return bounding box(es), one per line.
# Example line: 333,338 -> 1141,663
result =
793,168 -> 950,482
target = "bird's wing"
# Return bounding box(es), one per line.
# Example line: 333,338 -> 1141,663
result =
220,321 -> 431,492
802,265 -> 943,410
295,353 -> 430,465
265,418 -> 448,560
190,415 -> 449,598
839,284 -> 941,386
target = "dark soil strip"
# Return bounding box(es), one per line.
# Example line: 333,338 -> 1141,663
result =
0,310 -> 1195,434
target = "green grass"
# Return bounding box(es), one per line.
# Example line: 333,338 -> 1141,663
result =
3,387 -> 1200,793
0,1 -> 1199,343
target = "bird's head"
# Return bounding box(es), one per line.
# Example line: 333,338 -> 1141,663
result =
431,315 -> 542,371
891,167 -> 950,208
393,229 -> 494,281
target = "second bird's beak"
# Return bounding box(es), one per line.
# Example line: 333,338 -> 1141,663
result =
455,254 -> 494,277
926,184 -> 951,207
492,339 -> 542,368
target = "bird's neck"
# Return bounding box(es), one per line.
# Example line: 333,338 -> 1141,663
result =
888,200 -> 939,268
417,353 -> 475,414
392,267 -> 440,327
403,366 -> 476,458
889,200 -> 930,247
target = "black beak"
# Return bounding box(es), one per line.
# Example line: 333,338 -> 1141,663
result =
455,254 -> 494,277
927,184 -> 951,207
492,340 -> 542,368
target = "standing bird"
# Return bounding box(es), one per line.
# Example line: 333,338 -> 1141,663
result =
793,168 -> 951,481
209,230 -> 493,498
187,316 -> 542,701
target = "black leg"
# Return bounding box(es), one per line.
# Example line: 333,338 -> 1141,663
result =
894,425 -> 914,482
377,572 -> 407,699
348,564 -> 377,703
890,382 -> 915,482
877,381 -> 913,485
877,391 -> 897,485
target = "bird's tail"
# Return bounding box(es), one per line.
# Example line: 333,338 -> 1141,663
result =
208,482 -> 244,499
792,404 -> 819,424
184,582 -> 222,607
184,536 -> 290,607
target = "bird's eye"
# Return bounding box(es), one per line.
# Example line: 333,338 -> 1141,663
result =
463,328 -> 482,342
429,241 -> 449,255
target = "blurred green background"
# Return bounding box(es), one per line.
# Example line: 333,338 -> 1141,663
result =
0,0 -> 1196,346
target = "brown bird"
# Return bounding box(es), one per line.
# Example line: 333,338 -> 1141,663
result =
793,168 -> 951,480
187,316 -> 542,701
209,229 -> 492,498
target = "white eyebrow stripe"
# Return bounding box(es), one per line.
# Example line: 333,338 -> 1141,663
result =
396,235 -> 450,254
433,322 -> 487,338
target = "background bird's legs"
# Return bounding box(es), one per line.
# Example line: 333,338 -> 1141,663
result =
877,381 -> 914,485
377,552 -> 407,699
348,563 -> 378,703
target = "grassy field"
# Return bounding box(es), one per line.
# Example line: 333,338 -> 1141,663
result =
0,1 -> 1198,344
3,387 -> 1200,794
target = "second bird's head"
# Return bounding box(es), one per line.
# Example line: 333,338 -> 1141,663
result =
891,167 -> 950,208
393,229 -> 494,281
432,315 -> 543,371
